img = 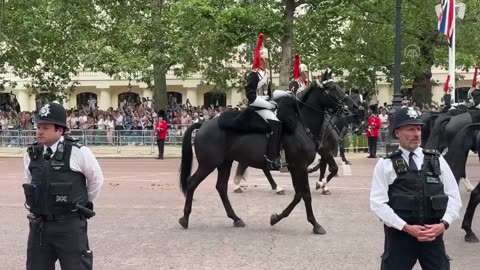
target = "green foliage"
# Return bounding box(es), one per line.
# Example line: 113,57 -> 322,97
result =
2,0 -> 480,108
0,0 -> 98,100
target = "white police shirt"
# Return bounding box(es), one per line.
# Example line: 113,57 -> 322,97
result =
23,136 -> 105,202
370,146 -> 462,231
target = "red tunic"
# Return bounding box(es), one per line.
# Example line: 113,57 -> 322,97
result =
155,120 -> 168,140
366,116 -> 381,138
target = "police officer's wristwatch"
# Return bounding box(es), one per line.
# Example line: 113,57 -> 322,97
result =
440,219 -> 450,230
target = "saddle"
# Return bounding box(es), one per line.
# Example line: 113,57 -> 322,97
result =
218,108 -> 271,134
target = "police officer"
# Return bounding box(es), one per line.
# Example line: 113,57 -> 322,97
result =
22,102 -> 104,270
370,106 -> 462,270
245,33 -> 282,170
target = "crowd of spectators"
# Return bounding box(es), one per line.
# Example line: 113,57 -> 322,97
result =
0,93 -> 246,146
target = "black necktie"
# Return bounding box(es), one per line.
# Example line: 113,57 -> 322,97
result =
409,152 -> 418,171
44,147 -> 53,161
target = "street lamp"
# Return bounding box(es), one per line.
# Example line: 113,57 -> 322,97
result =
385,0 -> 403,154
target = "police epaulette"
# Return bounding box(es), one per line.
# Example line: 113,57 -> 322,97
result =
423,149 -> 441,156
65,135 -> 84,148
386,149 -> 402,159
64,135 -> 79,142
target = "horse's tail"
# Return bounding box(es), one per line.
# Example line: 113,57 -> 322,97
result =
179,122 -> 203,195
234,162 -> 248,185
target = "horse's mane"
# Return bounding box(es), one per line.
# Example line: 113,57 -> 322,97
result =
276,96 -> 299,134
297,82 -> 317,103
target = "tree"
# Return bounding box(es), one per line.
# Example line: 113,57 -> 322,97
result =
296,0 -> 480,103
0,0 -> 98,102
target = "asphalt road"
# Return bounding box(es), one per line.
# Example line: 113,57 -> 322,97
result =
0,155 -> 479,270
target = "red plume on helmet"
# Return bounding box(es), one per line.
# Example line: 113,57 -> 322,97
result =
472,67 -> 478,88
252,33 -> 264,69
443,75 -> 450,93
293,54 -> 300,79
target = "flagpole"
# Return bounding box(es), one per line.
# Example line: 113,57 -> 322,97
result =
449,2 -> 456,103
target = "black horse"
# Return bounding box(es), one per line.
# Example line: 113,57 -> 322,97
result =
444,123 -> 480,243
178,71 -> 357,234
232,104 -> 364,195
307,108 -> 367,194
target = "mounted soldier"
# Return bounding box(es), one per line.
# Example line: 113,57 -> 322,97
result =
288,54 -> 309,95
245,33 -> 282,170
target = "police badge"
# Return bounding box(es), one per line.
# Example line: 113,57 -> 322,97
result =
406,107 -> 419,119
39,104 -> 51,118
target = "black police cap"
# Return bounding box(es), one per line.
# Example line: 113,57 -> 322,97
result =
35,102 -> 68,128
392,106 -> 423,138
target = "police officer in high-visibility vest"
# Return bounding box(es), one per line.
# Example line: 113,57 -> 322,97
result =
370,106 -> 461,270
22,101 -> 104,270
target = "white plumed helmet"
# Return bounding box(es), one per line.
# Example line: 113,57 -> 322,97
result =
300,64 -> 308,73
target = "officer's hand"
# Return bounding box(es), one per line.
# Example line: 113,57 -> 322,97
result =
423,224 -> 446,238
403,224 -> 432,240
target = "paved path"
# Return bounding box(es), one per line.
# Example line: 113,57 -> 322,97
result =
1,156 -> 479,270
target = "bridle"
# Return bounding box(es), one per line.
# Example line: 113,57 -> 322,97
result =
293,79 -> 351,147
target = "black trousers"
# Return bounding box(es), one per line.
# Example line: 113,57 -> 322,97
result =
27,217 -> 92,270
368,137 -> 378,157
157,139 -> 165,158
381,226 -> 450,270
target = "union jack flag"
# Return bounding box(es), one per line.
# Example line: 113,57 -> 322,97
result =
437,0 -> 455,46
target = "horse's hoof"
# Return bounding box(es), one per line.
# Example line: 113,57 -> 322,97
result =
465,233 -> 480,243
345,161 -> 352,165
179,217 -> 189,229
233,187 -> 243,193
275,188 -> 286,195
313,225 -> 326,235
233,219 -> 246,227
315,182 -> 321,190
270,213 -> 280,226
322,190 -> 332,195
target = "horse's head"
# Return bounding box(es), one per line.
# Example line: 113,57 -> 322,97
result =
309,70 -> 359,114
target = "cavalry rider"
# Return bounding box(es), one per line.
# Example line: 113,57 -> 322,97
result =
370,106 -> 461,270
288,54 -> 309,95
245,33 -> 282,170
467,67 -> 480,109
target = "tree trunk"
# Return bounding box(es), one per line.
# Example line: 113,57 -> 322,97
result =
151,0 -> 167,112
278,0 -> 296,89
153,63 -> 168,112
411,32 -> 435,108
412,69 -> 433,108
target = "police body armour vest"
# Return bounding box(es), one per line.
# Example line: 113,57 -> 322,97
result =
387,149 -> 448,225
27,137 -> 88,216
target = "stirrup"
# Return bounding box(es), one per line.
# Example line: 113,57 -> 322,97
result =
264,155 -> 281,170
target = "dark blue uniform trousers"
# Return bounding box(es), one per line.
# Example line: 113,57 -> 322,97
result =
381,225 -> 450,270
27,216 -> 92,270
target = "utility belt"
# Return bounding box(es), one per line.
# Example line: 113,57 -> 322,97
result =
28,211 -> 85,223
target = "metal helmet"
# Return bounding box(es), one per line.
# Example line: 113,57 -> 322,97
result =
300,64 -> 308,73
260,48 -> 269,60
35,102 -> 68,128
392,106 -> 423,137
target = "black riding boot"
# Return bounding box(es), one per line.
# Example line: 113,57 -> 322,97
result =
265,120 -> 282,170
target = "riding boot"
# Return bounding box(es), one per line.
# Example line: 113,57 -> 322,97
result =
265,120 -> 282,170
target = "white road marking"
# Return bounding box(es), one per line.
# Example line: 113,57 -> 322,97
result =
342,164 -> 352,176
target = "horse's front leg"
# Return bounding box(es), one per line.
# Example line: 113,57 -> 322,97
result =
263,168 -> 285,195
461,182 -> 480,243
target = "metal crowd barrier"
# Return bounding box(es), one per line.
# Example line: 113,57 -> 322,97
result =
1,126 -> 388,156
0,125 -> 192,153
